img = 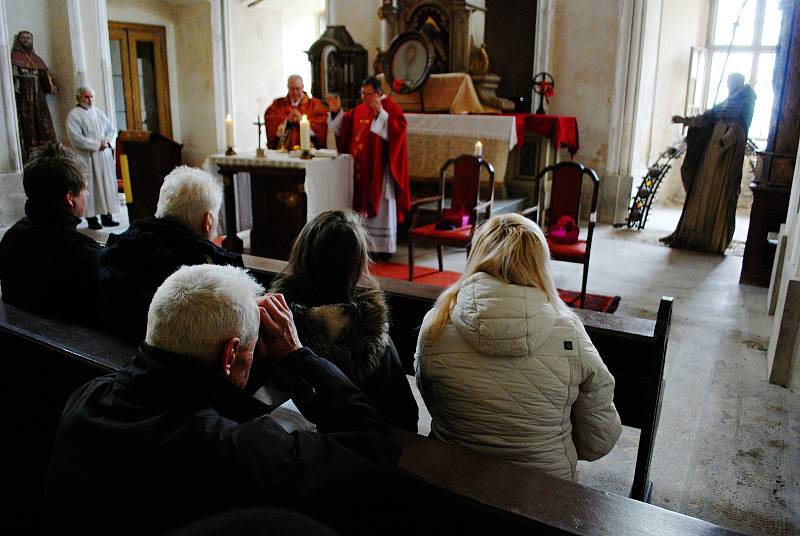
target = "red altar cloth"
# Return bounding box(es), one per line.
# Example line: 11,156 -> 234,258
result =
505,113 -> 580,156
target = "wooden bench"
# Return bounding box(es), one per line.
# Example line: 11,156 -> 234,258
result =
3,299 -> 740,535
243,255 -> 671,503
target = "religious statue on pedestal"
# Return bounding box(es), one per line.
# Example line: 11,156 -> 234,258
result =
11,31 -> 58,162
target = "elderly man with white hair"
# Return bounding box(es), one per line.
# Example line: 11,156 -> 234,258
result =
43,264 -> 400,536
66,86 -> 120,230
99,165 -> 243,341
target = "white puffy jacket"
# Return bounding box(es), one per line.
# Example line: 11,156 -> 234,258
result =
415,272 -> 622,480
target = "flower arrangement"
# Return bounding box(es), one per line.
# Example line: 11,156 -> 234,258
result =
392,79 -> 410,93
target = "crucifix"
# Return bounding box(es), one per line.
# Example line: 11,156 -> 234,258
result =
253,116 -> 266,158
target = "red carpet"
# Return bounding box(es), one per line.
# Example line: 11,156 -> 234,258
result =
371,262 -> 620,313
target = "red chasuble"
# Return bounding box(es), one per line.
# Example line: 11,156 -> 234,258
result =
264,93 -> 328,149
337,96 -> 411,220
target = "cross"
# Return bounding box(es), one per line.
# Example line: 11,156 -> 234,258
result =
253,116 -> 265,149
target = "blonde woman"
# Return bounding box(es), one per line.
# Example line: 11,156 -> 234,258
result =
415,213 -> 621,480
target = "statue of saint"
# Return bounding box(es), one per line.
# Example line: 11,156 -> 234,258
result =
11,31 -> 58,162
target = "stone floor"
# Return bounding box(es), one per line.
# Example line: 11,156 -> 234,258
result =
82,202 -> 799,535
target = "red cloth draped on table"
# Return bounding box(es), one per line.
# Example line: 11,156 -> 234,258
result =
264,93 -> 328,150
337,96 -> 411,220
507,114 -> 580,156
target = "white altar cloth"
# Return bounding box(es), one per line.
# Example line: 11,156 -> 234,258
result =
406,114 -> 517,149
204,150 -> 354,228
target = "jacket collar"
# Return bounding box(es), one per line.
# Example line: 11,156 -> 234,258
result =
24,200 -> 81,229
133,342 -> 273,419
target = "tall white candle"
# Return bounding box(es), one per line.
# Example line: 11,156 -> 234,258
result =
225,114 -> 234,148
474,140 -> 483,157
299,114 -> 311,151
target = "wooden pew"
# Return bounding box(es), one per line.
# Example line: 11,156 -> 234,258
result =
3,298 -> 740,535
243,254 -> 671,503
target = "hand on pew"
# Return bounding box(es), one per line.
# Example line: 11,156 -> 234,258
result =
255,293 -> 302,361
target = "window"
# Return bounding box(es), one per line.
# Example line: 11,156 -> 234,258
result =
706,0 -> 783,143
108,22 -> 172,138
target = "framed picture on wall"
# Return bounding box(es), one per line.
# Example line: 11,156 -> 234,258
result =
383,31 -> 434,94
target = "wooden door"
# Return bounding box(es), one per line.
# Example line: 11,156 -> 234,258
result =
108,22 -> 172,138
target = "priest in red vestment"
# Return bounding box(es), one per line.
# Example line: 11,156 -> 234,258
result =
327,76 -> 410,257
264,75 -> 328,150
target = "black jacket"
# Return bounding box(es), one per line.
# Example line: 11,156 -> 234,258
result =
271,278 -> 418,432
42,344 -> 400,535
0,201 -> 101,319
99,216 -> 244,342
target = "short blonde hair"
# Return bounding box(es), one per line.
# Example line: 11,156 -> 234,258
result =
426,213 -> 572,338
155,166 -> 222,235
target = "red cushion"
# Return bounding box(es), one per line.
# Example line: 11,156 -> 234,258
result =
410,223 -> 473,244
546,238 -> 587,262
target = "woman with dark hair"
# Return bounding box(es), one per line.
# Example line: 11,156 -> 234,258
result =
270,209 -> 418,431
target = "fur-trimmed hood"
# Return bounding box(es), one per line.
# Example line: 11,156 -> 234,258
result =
280,288 -> 390,382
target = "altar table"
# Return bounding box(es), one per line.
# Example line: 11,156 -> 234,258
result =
405,113 -> 517,187
206,151 -> 353,260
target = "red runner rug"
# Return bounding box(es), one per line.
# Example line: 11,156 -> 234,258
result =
371,262 -> 620,314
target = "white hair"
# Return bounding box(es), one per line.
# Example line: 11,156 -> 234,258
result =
155,166 -> 223,235
287,74 -> 303,86
75,86 -> 94,100
145,264 -> 264,361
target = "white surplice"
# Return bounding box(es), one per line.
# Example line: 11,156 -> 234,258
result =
330,99 -> 397,254
66,105 -> 119,218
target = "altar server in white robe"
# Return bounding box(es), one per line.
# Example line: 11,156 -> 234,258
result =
66,86 -> 120,230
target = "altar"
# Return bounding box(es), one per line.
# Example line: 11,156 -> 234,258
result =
406,113 -> 517,189
206,151 -> 353,260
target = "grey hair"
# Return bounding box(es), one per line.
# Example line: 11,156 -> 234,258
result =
75,86 -> 94,100
155,166 -> 223,236
145,264 -> 264,361
287,74 -> 303,86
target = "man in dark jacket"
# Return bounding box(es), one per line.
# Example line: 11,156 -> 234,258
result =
99,165 -> 243,341
42,264 -> 400,535
0,142 -> 101,318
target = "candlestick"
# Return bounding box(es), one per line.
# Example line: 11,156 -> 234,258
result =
474,140 -> 483,157
225,113 -> 234,149
299,114 -> 311,151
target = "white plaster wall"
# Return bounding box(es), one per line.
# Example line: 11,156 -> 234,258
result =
173,1 -> 215,165
649,0 -> 709,206
547,0 -> 621,175
333,1 -> 380,73
229,2 -> 282,153
106,0 -> 182,142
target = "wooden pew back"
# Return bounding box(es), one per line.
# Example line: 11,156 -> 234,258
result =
243,255 -> 671,501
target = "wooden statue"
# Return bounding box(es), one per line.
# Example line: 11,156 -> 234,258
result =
11,31 -> 57,162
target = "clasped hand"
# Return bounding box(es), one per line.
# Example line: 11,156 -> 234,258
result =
287,109 -> 302,123
255,293 -> 302,361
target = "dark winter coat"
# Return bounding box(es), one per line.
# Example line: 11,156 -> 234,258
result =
271,278 -> 418,432
98,216 -> 243,342
0,201 -> 101,319
42,344 -> 400,536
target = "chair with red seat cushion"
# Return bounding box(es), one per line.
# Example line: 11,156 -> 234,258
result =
407,155 -> 495,281
527,161 -> 599,308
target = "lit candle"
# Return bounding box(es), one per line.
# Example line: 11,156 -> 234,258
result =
299,114 -> 311,151
474,140 -> 483,157
225,113 -> 234,148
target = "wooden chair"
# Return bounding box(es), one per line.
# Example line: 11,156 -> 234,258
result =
528,161 -> 600,308
407,155 -> 495,281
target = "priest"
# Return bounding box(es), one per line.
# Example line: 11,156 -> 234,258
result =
264,75 -> 328,150
327,76 -> 410,258
66,86 -> 120,230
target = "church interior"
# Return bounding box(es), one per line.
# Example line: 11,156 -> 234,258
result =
1,0 -> 799,534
